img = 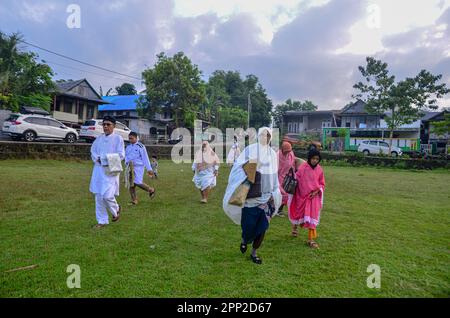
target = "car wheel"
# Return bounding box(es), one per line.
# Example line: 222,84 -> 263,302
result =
65,133 -> 76,144
363,150 -> 370,156
391,151 -> 398,157
23,130 -> 36,142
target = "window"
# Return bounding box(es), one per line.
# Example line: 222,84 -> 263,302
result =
31,117 -> 48,125
86,104 -> 95,119
369,141 -> 378,145
78,103 -> 84,120
379,142 -> 389,147
47,119 -> 62,127
64,99 -> 73,113
345,122 -> 351,128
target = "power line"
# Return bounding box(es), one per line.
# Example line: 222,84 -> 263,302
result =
19,39 -> 142,81
43,59 -> 142,83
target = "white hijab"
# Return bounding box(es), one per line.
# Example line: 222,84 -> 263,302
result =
222,127 -> 282,225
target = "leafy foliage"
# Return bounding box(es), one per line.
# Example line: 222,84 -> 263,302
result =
0,32 -> 54,111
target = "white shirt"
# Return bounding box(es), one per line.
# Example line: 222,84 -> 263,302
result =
89,133 -> 125,196
125,142 -> 152,171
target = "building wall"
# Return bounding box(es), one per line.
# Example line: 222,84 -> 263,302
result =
341,115 -> 380,128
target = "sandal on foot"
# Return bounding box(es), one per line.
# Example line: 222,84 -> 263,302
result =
94,224 -> 106,229
307,240 -> 319,249
240,243 -> 247,254
292,226 -> 298,237
250,255 -> 262,264
148,189 -> 156,199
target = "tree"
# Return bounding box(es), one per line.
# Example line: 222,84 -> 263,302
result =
140,52 -> 206,128
0,32 -> 54,111
217,107 -> 248,132
431,113 -> 450,136
272,98 -> 318,129
243,74 -> 273,128
115,83 -> 137,95
353,56 -> 449,152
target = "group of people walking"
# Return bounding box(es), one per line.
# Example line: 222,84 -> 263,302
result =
89,117 -> 326,264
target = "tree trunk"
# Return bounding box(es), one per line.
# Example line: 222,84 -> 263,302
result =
389,129 -> 394,155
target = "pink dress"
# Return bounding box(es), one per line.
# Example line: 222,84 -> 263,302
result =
277,150 -> 296,205
288,162 -> 325,229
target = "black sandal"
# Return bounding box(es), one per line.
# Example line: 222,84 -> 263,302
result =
240,243 -> 247,254
148,189 -> 156,199
250,255 -> 262,265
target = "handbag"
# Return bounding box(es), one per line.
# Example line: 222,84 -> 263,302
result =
246,171 -> 262,199
228,181 -> 251,206
282,168 -> 297,195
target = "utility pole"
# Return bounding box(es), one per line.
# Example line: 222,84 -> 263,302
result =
247,92 -> 251,129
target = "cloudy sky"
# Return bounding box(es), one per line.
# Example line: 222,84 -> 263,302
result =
1,0 -> 449,110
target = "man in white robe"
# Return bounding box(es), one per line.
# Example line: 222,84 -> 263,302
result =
89,116 -> 125,228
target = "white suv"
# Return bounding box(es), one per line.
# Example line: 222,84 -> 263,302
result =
358,140 -> 403,157
80,119 -> 130,142
2,113 -> 79,143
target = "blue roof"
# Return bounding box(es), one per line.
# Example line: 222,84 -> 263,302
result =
99,95 -> 142,111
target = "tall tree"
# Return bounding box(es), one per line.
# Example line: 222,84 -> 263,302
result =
0,32 -> 54,111
243,74 -> 273,128
353,56 -> 449,152
115,83 -> 137,95
140,52 -> 206,128
272,98 -> 318,128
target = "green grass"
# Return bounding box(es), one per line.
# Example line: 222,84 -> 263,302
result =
0,159 -> 449,297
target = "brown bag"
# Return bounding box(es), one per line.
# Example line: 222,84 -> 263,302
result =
228,181 -> 251,206
243,162 -> 257,183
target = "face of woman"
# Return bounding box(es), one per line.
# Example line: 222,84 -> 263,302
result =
310,155 -> 320,166
259,130 -> 271,146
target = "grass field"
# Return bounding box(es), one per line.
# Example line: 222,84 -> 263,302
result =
0,159 -> 449,297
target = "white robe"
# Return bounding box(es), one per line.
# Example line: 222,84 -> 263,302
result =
89,133 -> 125,196
223,127 -> 282,225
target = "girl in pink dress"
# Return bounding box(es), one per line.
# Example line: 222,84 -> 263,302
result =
288,149 -> 325,249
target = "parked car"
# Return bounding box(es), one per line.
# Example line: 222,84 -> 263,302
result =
80,119 -> 131,142
168,134 -> 183,145
283,133 -> 322,151
358,140 -> 403,157
2,113 -> 78,143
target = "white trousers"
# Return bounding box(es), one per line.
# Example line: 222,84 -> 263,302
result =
95,186 -> 119,225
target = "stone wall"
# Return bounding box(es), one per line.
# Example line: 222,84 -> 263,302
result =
0,141 -> 176,160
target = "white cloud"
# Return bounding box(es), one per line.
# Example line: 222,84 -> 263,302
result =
19,1 -> 57,23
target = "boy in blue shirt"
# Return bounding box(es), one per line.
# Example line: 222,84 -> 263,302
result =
125,132 -> 155,205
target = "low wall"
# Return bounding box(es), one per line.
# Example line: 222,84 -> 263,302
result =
0,141 -> 175,160
1,142 -> 449,170
294,150 -> 450,170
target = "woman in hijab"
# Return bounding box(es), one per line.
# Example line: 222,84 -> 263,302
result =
223,127 -> 282,264
277,141 -> 296,216
288,148 -> 325,249
226,135 -> 241,166
192,141 -> 220,203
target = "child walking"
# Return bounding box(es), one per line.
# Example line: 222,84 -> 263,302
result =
150,156 -> 159,179
288,149 -> 325,249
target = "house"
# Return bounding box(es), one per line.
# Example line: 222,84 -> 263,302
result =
283,110 -> 340,134
99,95 -> 173,141
420,110 -> 450,154
339,99 -> 380,128
50,79 -> 108,128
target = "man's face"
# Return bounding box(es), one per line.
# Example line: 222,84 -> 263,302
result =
102,121 -> 115,135
129,135 -> 137,144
